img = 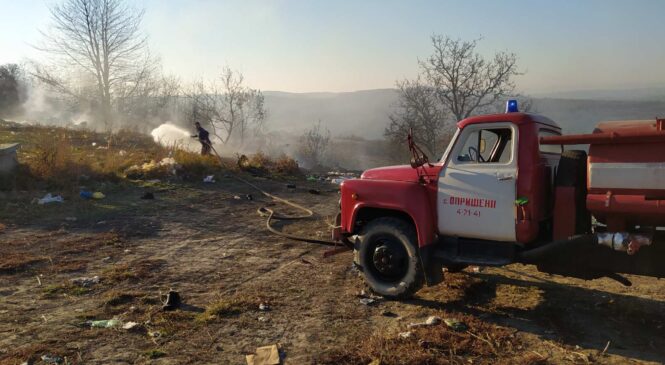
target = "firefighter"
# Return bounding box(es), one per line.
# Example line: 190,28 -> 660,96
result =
192,122 -> 212,155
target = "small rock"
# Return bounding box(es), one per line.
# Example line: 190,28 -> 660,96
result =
425,316 -> 441,325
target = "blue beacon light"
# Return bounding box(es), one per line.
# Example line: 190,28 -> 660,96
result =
505,99 -> 519,113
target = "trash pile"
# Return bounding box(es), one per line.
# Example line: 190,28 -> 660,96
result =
306,171 -> 359,185
124,157 -> 180,180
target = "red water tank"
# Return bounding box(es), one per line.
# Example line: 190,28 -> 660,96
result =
586,120 -> 665,230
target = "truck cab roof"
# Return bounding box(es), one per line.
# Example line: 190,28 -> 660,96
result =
457,112 -> 561,131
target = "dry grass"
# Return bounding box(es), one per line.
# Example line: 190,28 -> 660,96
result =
195,295 -> 264,323
0,252 -> 47,274
237,152 -> 301,176
317,312 -> 532,365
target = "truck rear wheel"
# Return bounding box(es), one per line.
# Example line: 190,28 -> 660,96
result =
356,217 -> 424,299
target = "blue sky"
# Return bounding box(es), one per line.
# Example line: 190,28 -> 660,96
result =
1,0 -> 664,93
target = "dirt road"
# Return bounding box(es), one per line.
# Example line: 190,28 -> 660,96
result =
1,176 -> 664,364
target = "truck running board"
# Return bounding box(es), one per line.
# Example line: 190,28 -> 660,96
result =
434,236 -> 517,267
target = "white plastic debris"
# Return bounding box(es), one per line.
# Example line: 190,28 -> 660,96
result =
38,193 -> 64,205
408,315 -> 442,329
259,303 -> 269,311
203,175 -> 215,183
71,276 -> 100,287
359,298 -> 376,306
398,331 -> 413,339
122,321 -> 139,330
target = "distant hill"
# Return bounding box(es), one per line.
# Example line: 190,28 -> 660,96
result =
263,89 -> 665,139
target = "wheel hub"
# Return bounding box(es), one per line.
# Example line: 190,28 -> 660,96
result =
372,241 -> 406,277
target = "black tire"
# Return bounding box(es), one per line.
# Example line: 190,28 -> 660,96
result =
356,217 -> 424,299
556,150 -> 591,234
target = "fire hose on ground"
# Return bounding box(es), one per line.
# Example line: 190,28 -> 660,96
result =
208,145 -> 353,255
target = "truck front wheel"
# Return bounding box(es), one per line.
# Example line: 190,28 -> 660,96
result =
357,217 -> 424,299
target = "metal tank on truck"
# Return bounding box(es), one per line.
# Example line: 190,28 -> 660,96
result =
331,100 -> 665,298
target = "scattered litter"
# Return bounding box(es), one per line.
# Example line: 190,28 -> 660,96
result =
78,190 -> 103,200
245,194 -> 253,200
146,179 -> 161,183
71,276 -> 100,287
233,194 -> 253,201
258,316 -> 269,322
148,331 -> 162,338
330,178 -> 349,185
398,331 -> 413,339
408,316 -> 442,329
203,175 -> 215,183
122,321 -> 139,330
162,290 -> 181,311
124,249 -> 131,253
306,176 -> 318,182
443,318 -> 467,331
102,256 -> 111,261
159,157 -> 177,166
87,318 -> 121,328
65,217 -> 77,222
40,354 -> 64,364
246,344 -> 281,365
308,189 -> 321,195
91,142 -> 97,147
38,193 -> 64,205
259,303 -> 269,311
96,220 -> 107,225
118,150 -> 127,156
359,298 -> 376,306
285,184 -> 296,189
141,192 -> 155,200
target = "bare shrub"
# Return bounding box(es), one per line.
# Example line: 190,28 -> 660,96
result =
297,120 -> 330,168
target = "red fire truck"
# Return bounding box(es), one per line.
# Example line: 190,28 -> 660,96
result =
334,101 -> 665,298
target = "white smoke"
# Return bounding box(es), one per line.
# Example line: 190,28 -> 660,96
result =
150,122 -> 198,151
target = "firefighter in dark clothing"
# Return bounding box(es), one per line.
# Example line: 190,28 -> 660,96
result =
192,122 -> 212,155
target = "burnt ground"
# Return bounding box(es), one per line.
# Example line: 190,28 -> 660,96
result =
1,175 -> 664,364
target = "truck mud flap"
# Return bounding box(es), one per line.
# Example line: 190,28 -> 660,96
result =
419,243 -> 443,286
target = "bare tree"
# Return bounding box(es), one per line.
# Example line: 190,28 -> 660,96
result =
297,120 -> 331,167
0,64 -> 26,117
385,78 -> 451,157
35,0 -> 148,129
188,67 -> 266,145
386,35 -> 524,160
421,35 -> 520,121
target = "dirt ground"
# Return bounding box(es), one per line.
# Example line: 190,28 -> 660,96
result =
1,175 -> 664,364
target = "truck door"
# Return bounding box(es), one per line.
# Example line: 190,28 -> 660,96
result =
437,122 -> 517,242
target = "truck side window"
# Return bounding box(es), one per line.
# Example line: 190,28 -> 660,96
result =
539,130 -> 563,154
456,128 -> 512,164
